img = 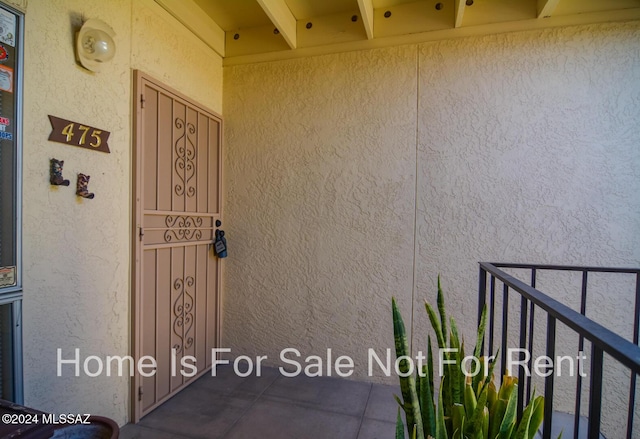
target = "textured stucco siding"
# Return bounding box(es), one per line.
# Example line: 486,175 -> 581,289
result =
223,21 -> 640,436
413,24 -> 640,437
22,0 -> 222,425
223,46 -> 418,381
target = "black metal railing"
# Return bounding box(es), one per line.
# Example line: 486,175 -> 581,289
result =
478,263 -> 640,439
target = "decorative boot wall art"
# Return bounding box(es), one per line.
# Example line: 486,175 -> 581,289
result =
49,158 -> 70,186
76,173 -> 95,199
49,159 -> 96,199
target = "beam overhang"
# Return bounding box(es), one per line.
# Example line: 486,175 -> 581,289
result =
256,0 -> 298,49
537,0 -> 561,18
454,0 -> 466,28
154,0 -> 225,57
357,0 -> 375,39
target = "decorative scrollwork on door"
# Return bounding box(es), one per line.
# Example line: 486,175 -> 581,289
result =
164,215 -> 204,242
172,276 -> 195,354
174,118 -> 197,198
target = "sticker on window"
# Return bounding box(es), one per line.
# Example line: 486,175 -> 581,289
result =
0,266 -> 16,288
0,64 -> 12,92
0,8 -> 15,47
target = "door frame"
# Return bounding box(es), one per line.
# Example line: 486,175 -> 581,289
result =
131,70 -> 223,422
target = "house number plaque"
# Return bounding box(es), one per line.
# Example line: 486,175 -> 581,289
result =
48,115 -> 111,153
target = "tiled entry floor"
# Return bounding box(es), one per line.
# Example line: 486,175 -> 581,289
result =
120,365 -> 401,439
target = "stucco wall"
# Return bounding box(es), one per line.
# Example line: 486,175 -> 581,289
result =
22,0 -> 222,425
413,23 -> 640,437
223,21 -> 640,435
223,45 -> 418,382
414,22 -> 640,328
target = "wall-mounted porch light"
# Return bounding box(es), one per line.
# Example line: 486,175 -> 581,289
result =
75,19 -> 116,72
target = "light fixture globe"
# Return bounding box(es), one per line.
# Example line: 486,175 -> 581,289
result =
76,19 -> 116,72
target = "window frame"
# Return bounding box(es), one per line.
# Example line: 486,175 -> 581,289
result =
0,0 -> 24,404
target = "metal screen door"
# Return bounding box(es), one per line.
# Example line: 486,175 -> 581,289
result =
132,71 -> 222,420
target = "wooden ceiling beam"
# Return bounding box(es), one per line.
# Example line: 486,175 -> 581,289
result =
356,0 -> 375,39
537,0 -> 561,18
154,0 -> 225,57
256,0 -> 298,49
454,0 -> 466,28
224,7 -> 640,66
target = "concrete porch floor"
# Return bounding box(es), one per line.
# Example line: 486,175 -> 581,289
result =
120,365 -> 600,439
120,365 -> 400,439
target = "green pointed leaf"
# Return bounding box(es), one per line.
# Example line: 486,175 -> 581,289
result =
419,367 -> 436,438
427,337 -> 434,392
458,341 -> 467,401
392,298 -> 424,439
480,351 -> 499,394
426,300 -> 451,420
487,380 -> 498,414
473,304 -> 488,359
526,395 -> 545,439
451,403 -> 465,439
449,327 -> 463,405
489,398 -> 507,439
512,390 -> 538,439
450,317 -> 460,348
464,376 -> 477,420
472,305 -> 488,392
465,381 -> 488,437
426,301 -> 446,349
482,406 -> 489,439
497,384 -> 518,439
437,275 -> 447,345
436,379 -> 448,439
396,407 -> 405,439
498,375 -> 517,401
441,373 -> 453,424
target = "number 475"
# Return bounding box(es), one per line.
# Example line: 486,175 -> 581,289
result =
61,123 -> 102,148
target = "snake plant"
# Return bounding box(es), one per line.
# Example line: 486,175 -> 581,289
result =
392,277 -> 547,439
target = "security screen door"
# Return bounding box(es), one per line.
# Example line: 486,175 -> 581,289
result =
133,71 -> 222,421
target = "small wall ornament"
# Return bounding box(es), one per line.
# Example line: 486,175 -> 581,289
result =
76,173 -> 95,199
49,158 -> 70,186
